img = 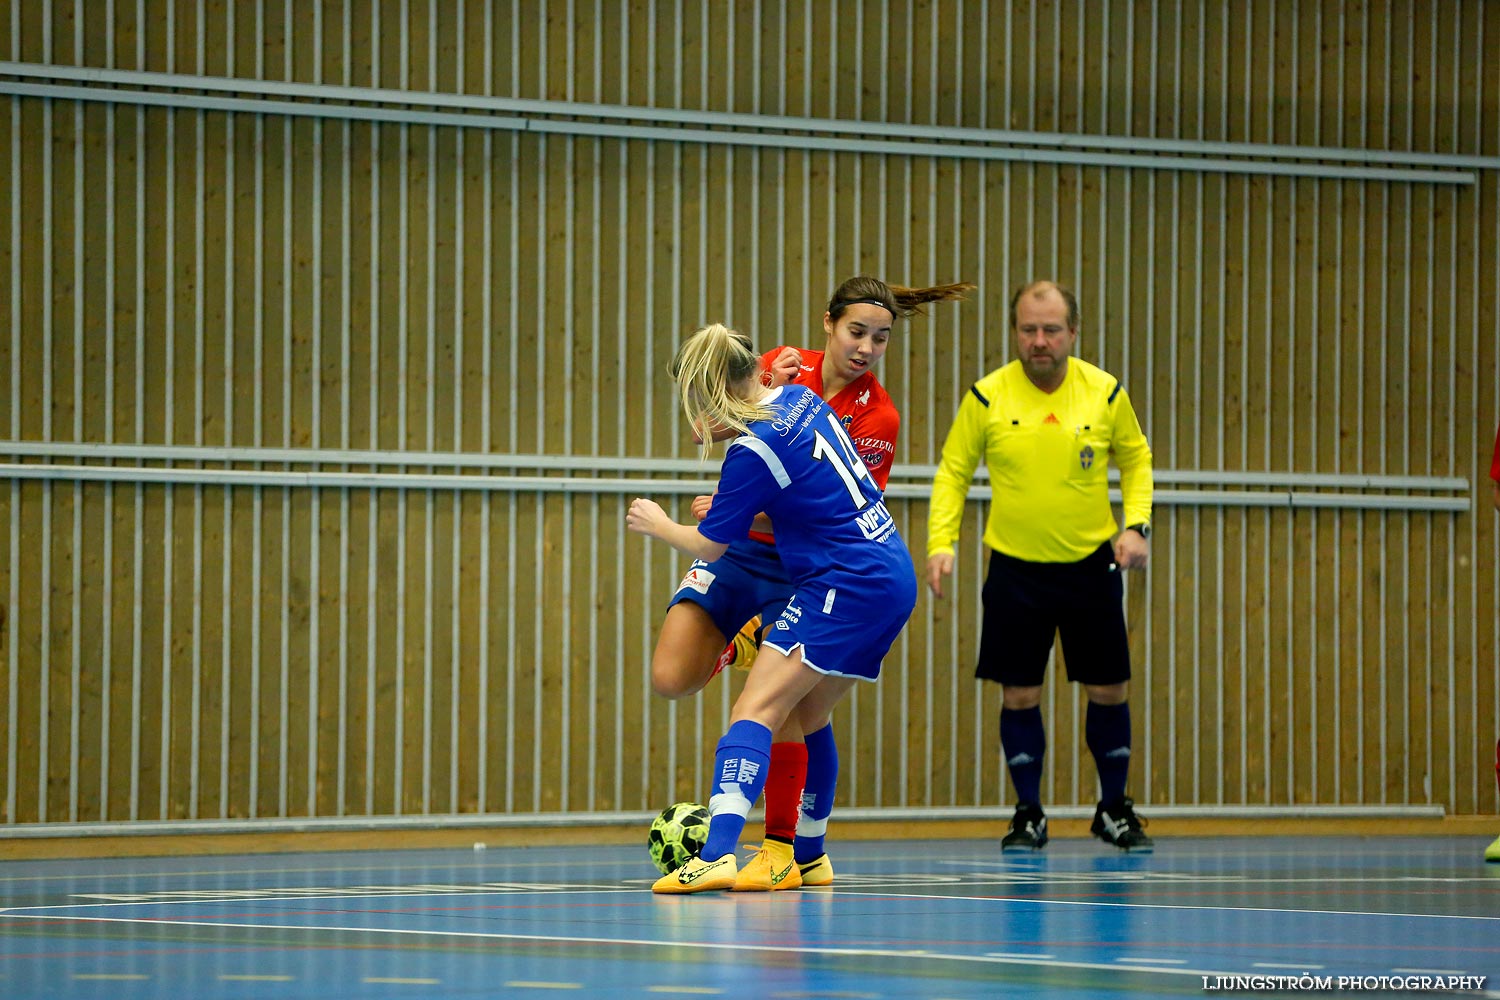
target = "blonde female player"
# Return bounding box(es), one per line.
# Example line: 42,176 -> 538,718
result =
628,323 -> 918,893
649,276 -> 970,890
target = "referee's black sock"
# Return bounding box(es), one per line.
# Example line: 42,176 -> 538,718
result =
1086,700 -> 1132,804
1000,707 -> 1046,807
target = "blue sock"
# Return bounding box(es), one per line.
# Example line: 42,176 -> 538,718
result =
1000,706 -> 1046,807
794,723 -> 839,864
1086,700 -> 1132,804
701,720 -> 773,860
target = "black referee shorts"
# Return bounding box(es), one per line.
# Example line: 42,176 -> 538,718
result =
975,542 -> 1132,688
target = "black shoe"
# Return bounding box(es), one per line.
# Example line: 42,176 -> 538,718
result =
1001,803 -> 1048,852
1092,797 -> 1153,852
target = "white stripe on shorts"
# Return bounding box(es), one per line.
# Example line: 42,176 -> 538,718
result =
761,639 -> 876,682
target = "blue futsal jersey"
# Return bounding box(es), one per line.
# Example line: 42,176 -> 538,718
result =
697,386 -> 916,659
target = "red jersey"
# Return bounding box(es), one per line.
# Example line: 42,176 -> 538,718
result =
740,346 -> 901,545
1491,420 -> 1500,484
760,346 -> 900,489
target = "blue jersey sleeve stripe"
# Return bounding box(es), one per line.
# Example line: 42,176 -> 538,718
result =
1108,381 -> 1122,403
731,435 -> 792,488
969,384 -> 990,407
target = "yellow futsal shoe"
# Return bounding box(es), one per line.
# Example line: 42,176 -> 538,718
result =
731,616 -> 762,670
653,853 -> 738,894
797,853 -> 834,887
732,840 -> 801,891
1485,833 -> 1500,863
711,616 -> 762,678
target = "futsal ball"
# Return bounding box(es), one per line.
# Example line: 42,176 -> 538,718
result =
648,801 -> 710,875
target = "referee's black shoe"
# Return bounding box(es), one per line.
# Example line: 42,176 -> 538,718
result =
1092,797 -> 1153,852
1001,803 -> 1048,852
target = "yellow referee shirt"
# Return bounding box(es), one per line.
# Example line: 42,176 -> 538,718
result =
927,358 -> 1153,564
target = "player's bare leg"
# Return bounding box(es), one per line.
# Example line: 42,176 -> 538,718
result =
651,602 -> 732,699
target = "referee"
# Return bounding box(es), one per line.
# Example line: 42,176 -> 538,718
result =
926,280 -> 1155,853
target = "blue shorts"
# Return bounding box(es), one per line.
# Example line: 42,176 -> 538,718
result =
667,539 -> 793,643
761,573 -> 917,682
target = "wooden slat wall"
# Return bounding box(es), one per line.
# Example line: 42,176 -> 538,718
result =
0,0 -> 1496,826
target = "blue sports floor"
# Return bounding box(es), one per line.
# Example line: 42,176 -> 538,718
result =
1,836 -> 1497,999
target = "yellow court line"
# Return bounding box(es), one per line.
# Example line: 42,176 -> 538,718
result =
72,974 -> 150,980
218,974 -> 295,982
645,987 -> 724,995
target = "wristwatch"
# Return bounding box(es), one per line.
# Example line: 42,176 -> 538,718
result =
1125,523 -> 1151,540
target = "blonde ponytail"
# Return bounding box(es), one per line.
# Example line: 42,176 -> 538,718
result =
670,324 -> 775,458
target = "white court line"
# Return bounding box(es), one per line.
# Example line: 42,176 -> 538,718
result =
4,884 -> 1498,925
821,890 -> 1500,923
1116,957 -> 1189,965
0,857 -> 1492,886
827,869 -> 1500,891
3,886 -> 636,910
0,912 -> 1252,982
1254,963 -> 1325,970
933,869 -> 1500,886
0,834 -> 1478,884
10,907 -> 1497,992
0,857 -> 625,885
947,848 -> 1483,865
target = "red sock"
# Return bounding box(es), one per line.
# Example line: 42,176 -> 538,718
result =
762,742 -> 809,842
